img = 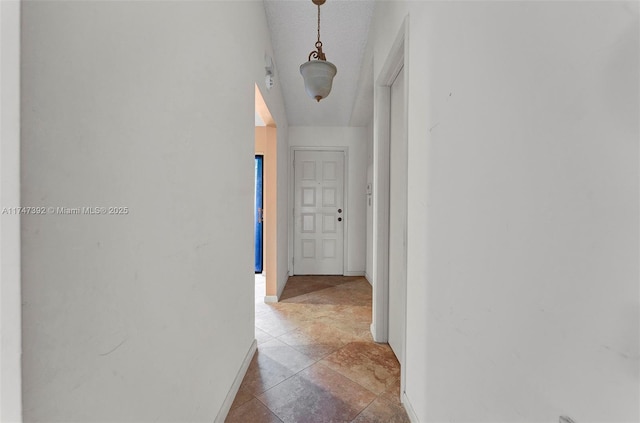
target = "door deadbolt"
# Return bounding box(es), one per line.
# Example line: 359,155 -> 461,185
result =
338,208 -> 342,213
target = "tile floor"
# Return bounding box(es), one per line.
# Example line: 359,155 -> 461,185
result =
225,275 -> 410,423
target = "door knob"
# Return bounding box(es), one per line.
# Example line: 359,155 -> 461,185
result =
338,217 -> 342,222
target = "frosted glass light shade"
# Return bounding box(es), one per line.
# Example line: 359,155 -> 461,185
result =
300,60 -> 337,102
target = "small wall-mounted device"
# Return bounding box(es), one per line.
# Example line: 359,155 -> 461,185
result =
265,55 -> 274,90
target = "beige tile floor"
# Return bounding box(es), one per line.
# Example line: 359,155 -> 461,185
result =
226,275 -> 410,423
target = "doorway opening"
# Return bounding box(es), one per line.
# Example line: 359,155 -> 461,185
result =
254,85 -> 278,302
254,155 -> 264,273
371,17 -> 409,401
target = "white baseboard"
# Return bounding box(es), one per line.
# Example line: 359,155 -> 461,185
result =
344,271 -> 365,277
214,339 -> 257,423
364,272 -> 372,285
371,322 -> 387,343
402,391 -> 419,423
264,272 -> 289,303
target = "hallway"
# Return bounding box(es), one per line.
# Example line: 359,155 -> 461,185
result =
226,276 -> 410,423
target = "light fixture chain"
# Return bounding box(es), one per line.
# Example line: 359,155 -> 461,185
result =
317,3 -> 321,43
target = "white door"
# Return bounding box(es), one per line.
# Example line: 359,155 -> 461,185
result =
293,150 -> 345,275
388,66 -> 406,364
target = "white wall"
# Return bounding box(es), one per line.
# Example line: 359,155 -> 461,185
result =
0,1 -> 22,421
289,126 -> 368,275
365,121 -> 374,283
274,115 -> 290,299
369,1 -> 639,422
21,2 -> 287,421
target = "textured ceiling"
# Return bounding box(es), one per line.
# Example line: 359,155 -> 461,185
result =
264,0 -> 374,126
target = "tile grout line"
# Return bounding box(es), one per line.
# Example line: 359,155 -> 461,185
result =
313,360 -> 381,397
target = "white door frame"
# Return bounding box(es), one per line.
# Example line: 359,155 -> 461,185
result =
388,64 -> 407,364
1,0 -> 23,420
288,146 -> 349,276
371,14 -> 409,395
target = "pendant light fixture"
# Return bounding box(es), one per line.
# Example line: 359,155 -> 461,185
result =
300,0 -> 337,102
